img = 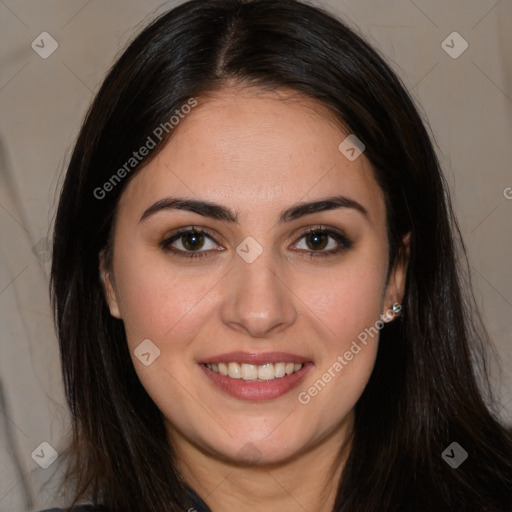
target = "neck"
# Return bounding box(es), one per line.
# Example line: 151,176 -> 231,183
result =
171,413 -> 354,512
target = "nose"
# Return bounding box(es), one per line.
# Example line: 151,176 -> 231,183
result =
220,249 -> 298,338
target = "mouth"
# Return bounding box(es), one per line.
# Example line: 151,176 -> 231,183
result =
198,352 -> 313,401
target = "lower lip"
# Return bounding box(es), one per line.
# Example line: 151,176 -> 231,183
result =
199,363 -> 313,401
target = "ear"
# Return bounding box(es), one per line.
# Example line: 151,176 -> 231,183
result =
98,248 -> 122,319
382,232 -> 410,322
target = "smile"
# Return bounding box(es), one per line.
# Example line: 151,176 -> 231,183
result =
198,352 -> 313,401
204,362 -> 304,381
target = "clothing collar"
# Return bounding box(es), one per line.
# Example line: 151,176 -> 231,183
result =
185,485 -> 212,512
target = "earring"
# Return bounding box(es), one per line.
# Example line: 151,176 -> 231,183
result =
392,302 -> 402,317
382,302 -> 402,323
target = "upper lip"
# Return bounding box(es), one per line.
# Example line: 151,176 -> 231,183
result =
198,351 -> 312,365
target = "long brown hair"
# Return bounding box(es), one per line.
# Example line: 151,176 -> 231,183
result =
50,0 -> 512,510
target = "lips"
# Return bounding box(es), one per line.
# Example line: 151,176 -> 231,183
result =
198,352 -> 313,401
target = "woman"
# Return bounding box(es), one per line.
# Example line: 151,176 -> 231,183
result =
44,0 -> 512,510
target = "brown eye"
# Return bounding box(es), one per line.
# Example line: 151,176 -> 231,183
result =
304,231 -> 329,251
181,231 -> 205,251
292,227 -> 353,258
160,227 -> 221,259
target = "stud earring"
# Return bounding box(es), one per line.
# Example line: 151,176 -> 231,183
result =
382,302 -> 403,323
392,302 -> 402,317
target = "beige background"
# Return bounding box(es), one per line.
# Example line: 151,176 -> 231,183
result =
0,1 -> 511,510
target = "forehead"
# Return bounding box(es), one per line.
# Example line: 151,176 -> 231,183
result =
117,86 -> 385,225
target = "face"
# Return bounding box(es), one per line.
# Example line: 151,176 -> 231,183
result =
100,86 -> 408,467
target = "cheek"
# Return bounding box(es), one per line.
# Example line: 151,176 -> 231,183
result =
114,253 -> 218,352
295,253 -> 387,350
292,252 -> 386,413
115,261 -> 218,419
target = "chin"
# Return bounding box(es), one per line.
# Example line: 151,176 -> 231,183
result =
201,429 -> 311,467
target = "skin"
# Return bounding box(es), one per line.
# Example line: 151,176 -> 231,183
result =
100,85 -> 409,512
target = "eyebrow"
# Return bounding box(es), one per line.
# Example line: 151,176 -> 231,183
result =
139,195 -> 369,224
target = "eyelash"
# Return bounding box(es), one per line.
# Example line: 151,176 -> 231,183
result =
160,226 -> 353,260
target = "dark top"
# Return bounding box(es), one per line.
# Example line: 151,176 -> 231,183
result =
37,479 -> 512,511
38,485 -> 212,512
39,508 -> 99,512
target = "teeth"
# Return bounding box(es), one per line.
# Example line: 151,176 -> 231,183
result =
241,364 -> 258,380
205,362 -> 304,380
258,363 -> 274,380
228,362 -> 241,379
274,362 -> 286,378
